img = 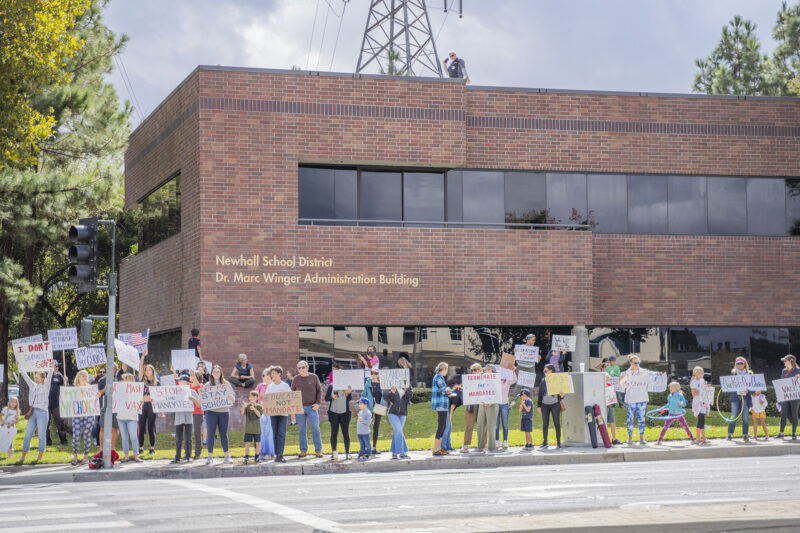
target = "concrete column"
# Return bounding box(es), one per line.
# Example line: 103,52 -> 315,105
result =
571,325 -> 590,372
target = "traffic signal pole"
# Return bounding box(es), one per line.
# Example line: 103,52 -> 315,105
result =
99,220 -> 116,469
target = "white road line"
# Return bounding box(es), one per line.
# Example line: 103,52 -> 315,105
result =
163,479 -> 347,533
2,495 -> 80,504
7,502 -> 98,512
0,510 -> 115,523
3,520 -> 132,532
620,497 -> 754,509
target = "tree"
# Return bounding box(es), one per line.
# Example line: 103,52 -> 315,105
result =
771,1 -> 800,90
1,0 -> 131,407
0,0 -> 90,167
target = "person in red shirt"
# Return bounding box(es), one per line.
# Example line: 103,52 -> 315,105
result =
358,346 -> 380,369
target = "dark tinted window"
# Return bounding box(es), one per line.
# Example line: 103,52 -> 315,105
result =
504,172 -> 546,223
140,173 -> 181,251
298,167 -> 334,220
546,173 -> 587,225
710,327 -> 750,380
628,175 -> 667,234
750,327 -> 788,382
588,174 -> 627,233
446,171 -> 463,223
707,177 -> 747,235
403,172 -> 445,223
747,178 -> 785,235
334,170 -> 357,221
786,179 -> 800,235
668,176 -> 707,235
361,171 -> 402,222
462,171 -> 504,224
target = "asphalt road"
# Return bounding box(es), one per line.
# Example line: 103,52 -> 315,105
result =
2,455 -> 799,533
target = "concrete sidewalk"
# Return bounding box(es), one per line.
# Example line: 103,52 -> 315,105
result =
1,438 -> 799,485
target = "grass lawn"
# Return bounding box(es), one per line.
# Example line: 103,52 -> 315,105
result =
1,403 -> 785,465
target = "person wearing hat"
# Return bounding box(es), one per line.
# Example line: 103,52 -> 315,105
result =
356,397 -> 372,460
443,50 -> 470,83
46,359 -> 68,446
778,354 -> 799,440
727,357 -> 753,442
518,389 -> 534,449
606,355 -> 623,407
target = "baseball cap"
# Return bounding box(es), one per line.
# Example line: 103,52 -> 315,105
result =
735,357 -> 747,364
358,397 -> 370,405
524,334 -> 535,341
520,388 -> 531,397
609,355 -> 617,361
781,354 -> 797,363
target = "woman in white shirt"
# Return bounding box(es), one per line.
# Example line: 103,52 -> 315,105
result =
620,355 -> 661,445
18,368 -> 54,463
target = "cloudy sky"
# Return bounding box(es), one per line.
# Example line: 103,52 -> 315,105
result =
103,0 -> 788,127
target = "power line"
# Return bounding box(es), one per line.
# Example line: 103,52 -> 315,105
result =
328,0 -> 350,71
114,54 -> 144,123
306,0 -> 321,70
315,0 -> 331,70
323,0 -> 345,17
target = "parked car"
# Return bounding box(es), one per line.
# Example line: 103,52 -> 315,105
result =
8,385 -> 19,399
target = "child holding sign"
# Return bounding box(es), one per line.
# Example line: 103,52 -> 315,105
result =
750,390 -> 769,440
241,390 -> 263,464
690,366 -> 710,444
1,397 -> 20,459
71,371 -> 94,465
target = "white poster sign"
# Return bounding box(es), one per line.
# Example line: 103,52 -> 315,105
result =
13,340 -> 54,372
702,384 -> 715,406
379,368 -> 410,389
47,328 -> 78,351
12,334 -> 43,345
608,375 -> 621,391
150,385 -> 194,413
516,370 -> 536,387
332,369 -> 366,390
0,425 -> 16,455
773,377 -> 800,403
514,345 -> 540,364
0,364 -> 4,383
75,345 -> 106,369
719,373 -> 767,393
171,349 -> 197,370
647,373 -> 668,393
112,382 -> 144,418
199,385 -> 235,411
117,333 -> 132,344
59,385 -> 100,418
551,335 -> 577,352
160,375 -> 176,387
499,366 -> 516,382
461,372 -> 502,405
114,338 -> 140,370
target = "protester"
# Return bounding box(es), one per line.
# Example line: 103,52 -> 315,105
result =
1,397 -> 20,458
240,390 -> 263,465
431,362 -> 451,455
291,360 -> 324,457
117,374 -> 142,463
460,363 -> 482,453
606,355 -> 623,405
189,328 -> 202,360
397,354 -> 413,384
751,390 -> 769,440
546,349 -> 568,373
229,353 -> 255,388
138,354 -> 161,455
378,348 -> 392,369
476,365 -> 499,454
777,354 -> 799,440
600,358 -> 621,445
284,368 -> 297,426
443,50 -> 470,83
254,368 -> 275,461
384,383 -> 412,459
203,364 -> 236,465
496,363 -> 517,449
197,361 -> 210,383
46,360 -> 68,446
537,364 -> 563,449
656,382 -> 694,445
357,397 -> 372,460
728,357 -> 753,442
620,355 -> 660,445
189,370 -> 205,459
18,367 -> 55,463
442,382 -> 463,452
519,389 -> 534,449
267,365 -> 290,462
90,365 -> 106,445
358,346 -> 380,369
361,367 -> 384,455
690,366 -> 710,445
170,371 -> 201,463
325,369 -> 353,461
70,371 -> 94,465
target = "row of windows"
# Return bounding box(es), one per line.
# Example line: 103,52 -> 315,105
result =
299,166 -> 800,236
139,173 -> 181,251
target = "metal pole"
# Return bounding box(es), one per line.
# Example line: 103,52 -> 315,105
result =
101,220 -> 116,469
402,0 -> 412,75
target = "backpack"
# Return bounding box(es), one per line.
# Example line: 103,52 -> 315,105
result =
89,449 -> 119,469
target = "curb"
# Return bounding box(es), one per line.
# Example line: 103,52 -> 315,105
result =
1,441 -> 798,485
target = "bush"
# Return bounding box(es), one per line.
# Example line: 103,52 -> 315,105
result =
412,388 -> 432,403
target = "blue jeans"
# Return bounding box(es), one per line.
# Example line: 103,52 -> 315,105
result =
271,415 -> 288,457
626,401 -> 647,436
297,406 -> 322,453
495,403 -> 510,441
118,419 -> 139,456
205,411 -> 230,454
358,433 -> 371,457
259,415 -> 274,456
22,407 -> 49,452
729,398 -> 750,436
388,414 -> 408,455
441,415 -> 453,450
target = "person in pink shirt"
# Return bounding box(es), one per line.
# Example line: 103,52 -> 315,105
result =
358,346 -> 380,369
495,364 -> 517,449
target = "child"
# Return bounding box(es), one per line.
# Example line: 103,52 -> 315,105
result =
170,372 -> 201,464
1,398 -> 20,458
357,398 -> 372,460
690,366 -> 710,444
241,390 -> 263,464
751,390 -> 769,440
518,389 -> 534,449
657,382 -> 695,445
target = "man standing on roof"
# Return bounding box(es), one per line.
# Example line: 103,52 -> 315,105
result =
444,50 -> 470,84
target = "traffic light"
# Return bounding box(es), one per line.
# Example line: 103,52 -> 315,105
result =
79,318 -> 93,345
68,217 -> 98,293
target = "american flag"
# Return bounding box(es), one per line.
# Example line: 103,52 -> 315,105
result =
130,329 -> 149,347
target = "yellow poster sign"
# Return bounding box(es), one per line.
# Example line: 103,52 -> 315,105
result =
545,373 -> 574,395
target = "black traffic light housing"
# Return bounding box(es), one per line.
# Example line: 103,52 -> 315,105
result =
68,217 -> 98,293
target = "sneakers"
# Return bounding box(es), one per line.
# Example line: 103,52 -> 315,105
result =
727,434 -> 733,441
639,437 -> 646,445
539,443 -> 549,450
502,440 -> 509,449
205,456 -> 213,465
274,456 -> 286,463
556,444 -> 562,449
627,436 -> 633,445
391,454 -> 399,459
612,439 -> 622,445
777,433 -> 784,439
224,455 -> 233,464
170,458 -> 181,464
315,451 -> 324,458
243,456 -> 250,465
298,452 -> 307,458
460,445 -> 469,453
399,453 -> 410,459
743,435 -> 750,443
655,441 -> 662,446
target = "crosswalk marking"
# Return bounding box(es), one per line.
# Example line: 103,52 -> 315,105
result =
3,520 -> 132,532
0,510 -> 116,524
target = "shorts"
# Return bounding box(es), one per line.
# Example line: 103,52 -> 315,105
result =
244,433 -> 260,443
606,405 -> 616,424
751,410 -> 766,420
520,417 -> 533,433
99,410 -> 118,430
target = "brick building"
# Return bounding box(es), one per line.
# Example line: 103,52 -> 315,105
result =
121,66 -> 800,394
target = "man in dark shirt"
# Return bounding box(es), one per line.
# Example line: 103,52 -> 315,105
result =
444,50 -> 470,83
46,361 -> 68,445
188,328 -> 202,361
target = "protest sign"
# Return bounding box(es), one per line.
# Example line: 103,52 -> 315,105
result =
112,382 -> 144,418
379,368 -> 410,389
0,364 -> 3,382
199,385 -> 235,411
75,345 -> 106,369
461,372 -> 502,405
605,385 -> 618,406
551,335 -> 577,352
59,385 -> 100,418
608,375 -> 621,391
0,425 -> 16,456
114,338 -> 140,370
160,375 -> 176,387
499,352 -> 516,381
11,334 -> 43,346
517,370 -> 536,387
719,373 -> 767,392
499,366 -> 516,382
702,384 -> 715,407
171,349 -> 197,370
332,369 -> 366,390
545,373 -> 574,395
117,333 -> 132,344
514,345 -> 540,364
620,371 -> 649,393
261,391 -> 304,416
47,328 -> 78,351
13,340 -> 54,372
647,373 -> 668,393
150,385 -> 194,413
773,377 -> 800,403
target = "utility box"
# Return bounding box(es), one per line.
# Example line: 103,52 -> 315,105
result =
561,372 -> 606,447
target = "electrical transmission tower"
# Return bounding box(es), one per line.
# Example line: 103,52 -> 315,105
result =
356,0 -> 444,77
